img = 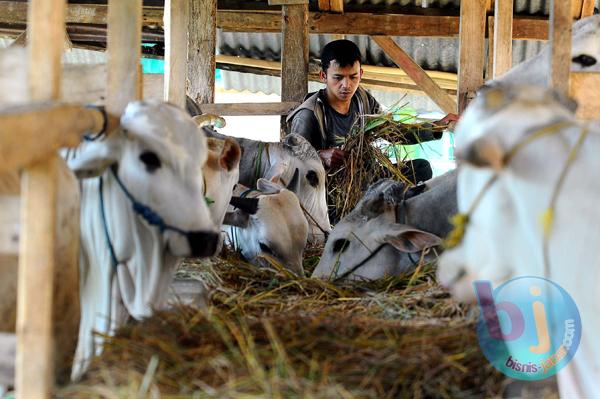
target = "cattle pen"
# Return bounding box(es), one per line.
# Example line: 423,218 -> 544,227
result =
1,0 -> 600,398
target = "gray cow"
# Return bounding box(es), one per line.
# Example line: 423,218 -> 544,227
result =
312,170 -> 457,281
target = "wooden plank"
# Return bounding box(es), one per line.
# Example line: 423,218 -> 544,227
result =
581,0 -> 596,17
16,0 -> 66,395
281,4 -> 308,135
317,0 -> 330,11
569,72 -> 600,119
198,102 -> 300,116
493,0 -> 513,78
0,104 -> 105,174
571,0 -> 583,19
164,0 -> 188,108
330,0 -> 344,13
549,0 -> 572,95
188,0 -> 217,104
458,0 -> 487,113
106,0 -> 142,119
372,36 -> 457,114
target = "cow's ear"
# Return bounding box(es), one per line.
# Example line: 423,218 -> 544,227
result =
66,134 -> 122,179
455,135 -> 505,171
257,177 -> 282,194
383,227 -> 442,253
219,138 -> 241,172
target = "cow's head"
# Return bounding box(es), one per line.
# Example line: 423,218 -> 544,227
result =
228,174 -> 309,276
270,134 -> 331,244
571,14 -> 600,71
312,180 -> 441,281
68,100 -> 219,257
438,85 -> 579,302
203,137 -> 241,226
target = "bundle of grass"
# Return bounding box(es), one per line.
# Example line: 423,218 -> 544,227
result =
328,106 -> 451,220
59,256 -> 507,398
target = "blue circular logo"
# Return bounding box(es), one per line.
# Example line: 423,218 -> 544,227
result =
474,276 -> 581,381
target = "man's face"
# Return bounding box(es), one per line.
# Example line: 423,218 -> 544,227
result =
321,60 -> 363,102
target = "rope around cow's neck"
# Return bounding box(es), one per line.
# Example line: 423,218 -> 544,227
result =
445,120 -> 589,279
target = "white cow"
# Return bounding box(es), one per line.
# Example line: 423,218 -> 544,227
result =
488,15 -> 600,87
225,174 -> 309,276
202,137 -> 242,226
437,84 -> 600,398
66,101 -> 219,380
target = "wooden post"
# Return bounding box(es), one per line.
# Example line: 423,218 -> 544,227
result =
106,0 -> 142,118
16,0 -> 66,396
549,0 -> 572,95
281,2 -> 309,135
188,0 -> 217,105
372,36 -> 457,114
493,0 -> 513,78
581,0 -> 595,17
164,0 -> 189,108
457,0 -> 487,113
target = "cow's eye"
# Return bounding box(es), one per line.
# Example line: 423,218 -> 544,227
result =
332,239 -> 350,253
572,54 -> 597,67
259,242 -> 274,255
139,151 -> 161,172
306,170 -> 319,187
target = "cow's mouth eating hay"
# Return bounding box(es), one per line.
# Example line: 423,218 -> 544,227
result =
58,252 -> 514,398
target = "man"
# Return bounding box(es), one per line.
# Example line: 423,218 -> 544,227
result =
286,39 -> 457,177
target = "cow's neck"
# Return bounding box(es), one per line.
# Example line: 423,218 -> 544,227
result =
402,172 -> 457,238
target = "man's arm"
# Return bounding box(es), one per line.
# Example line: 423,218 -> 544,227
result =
289,109 -> 324,151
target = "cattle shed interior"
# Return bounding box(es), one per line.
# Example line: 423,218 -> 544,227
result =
1,0 -> 600,398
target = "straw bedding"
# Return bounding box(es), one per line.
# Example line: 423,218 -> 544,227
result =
59,250 -> 507,399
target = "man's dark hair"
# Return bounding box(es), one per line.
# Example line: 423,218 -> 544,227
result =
320,40 -> 362,72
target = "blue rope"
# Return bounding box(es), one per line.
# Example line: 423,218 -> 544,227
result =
108,165 -> 189,236
239,188 -> 258,198
99,175 -> 120,269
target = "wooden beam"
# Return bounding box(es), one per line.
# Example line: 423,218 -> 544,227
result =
330,0 -> 344,13
188,0 -> 217,104
106,0 -> 142,119
569,72 -> 600,120
493,0 -> 513,78
458,0 -> 487,113
549,0 -> 572,95
198,102 -> 300,116
581,0 -> 595,17
164,0 -> 188,108
281,4 -> 309,121
317,0 -> 330,11
372,36 -> 457,114
16,0 -> 66,396
0,196 -> 20,257
571,0 -> 583,19
268,0 -> 309,4
0,104 -> 105,174
0,3 -> 557,40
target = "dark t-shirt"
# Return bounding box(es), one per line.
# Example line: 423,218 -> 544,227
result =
290,89 -> 380,151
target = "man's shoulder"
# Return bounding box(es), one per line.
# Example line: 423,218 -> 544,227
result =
286,89 -> 324,122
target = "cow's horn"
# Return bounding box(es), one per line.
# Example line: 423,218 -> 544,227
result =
230,197 -> 259,215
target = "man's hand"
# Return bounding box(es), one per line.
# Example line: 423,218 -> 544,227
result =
318,148 -> 347,170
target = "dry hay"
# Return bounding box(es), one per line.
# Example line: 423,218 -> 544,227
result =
328,110 -> 450,219
59,251 -> 508,399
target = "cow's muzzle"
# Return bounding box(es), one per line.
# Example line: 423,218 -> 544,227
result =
187,231 -> 220,257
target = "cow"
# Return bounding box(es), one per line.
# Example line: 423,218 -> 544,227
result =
437,84 -> 600,399
65,101 -> 220,380
487,15 -> 600,88
194,122 -> 331,245
202,137 -> 242,226
312,170 -> 457,281
224,172 -> 309,276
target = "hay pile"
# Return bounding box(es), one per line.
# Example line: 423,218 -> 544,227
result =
328,110 -> 450,219
59,252 -> 506,398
